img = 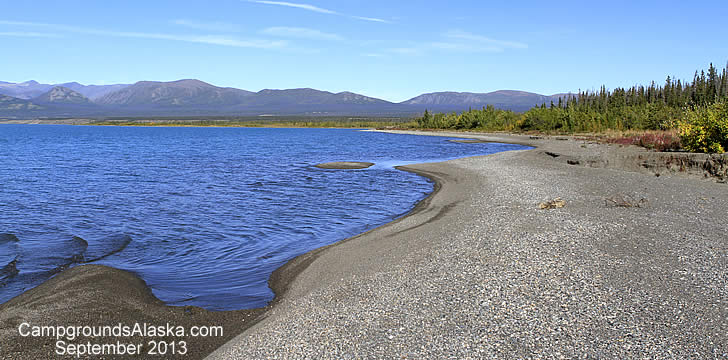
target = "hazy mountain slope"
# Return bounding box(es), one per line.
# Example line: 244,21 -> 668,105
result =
58,82 -> 131,100
0,81 -> 129,101
402,90 -> 566,111
244,88 -> 393,107
0,94 -> 43,110
33,86 -> 93,105
0,81 -> 53,99
95,79 -> 255,107
95,81 -> 396,113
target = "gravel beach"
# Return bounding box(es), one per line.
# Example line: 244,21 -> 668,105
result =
210,131 -> 727,359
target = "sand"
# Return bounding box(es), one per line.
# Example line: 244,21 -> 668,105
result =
1,131 -> 726,359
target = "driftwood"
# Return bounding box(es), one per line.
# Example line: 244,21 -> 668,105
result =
538,198 -> 566,210
605,194 -> 647,208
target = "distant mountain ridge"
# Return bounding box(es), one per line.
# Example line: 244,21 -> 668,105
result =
58,82 -> 131,100
402,90 -> 568,111
245,88 -> 393,107
95,79 -> 254,108
33,86 -> 92,105
0,94 -> 43,111
0,78 -> 571,118
0,81 -> 130,100
0,81 -> 53,99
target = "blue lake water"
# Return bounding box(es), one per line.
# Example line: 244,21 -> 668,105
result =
0,125 -> 528,310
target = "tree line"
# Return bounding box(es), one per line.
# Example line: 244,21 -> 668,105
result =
416,62 -> 728,152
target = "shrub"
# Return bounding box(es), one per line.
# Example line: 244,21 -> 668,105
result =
606,130 -> 682,152
679,102 -> 728,153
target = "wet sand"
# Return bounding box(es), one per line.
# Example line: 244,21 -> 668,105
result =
0,265 -> 264,359
1,131 -> 726,359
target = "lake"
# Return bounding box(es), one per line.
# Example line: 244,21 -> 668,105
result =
0,125 -> 528,310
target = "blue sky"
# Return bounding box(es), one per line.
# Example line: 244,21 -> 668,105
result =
1,0 -> 726,102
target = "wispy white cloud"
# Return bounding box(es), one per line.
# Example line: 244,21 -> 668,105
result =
388,47 -> 423,56
429,41 -> 503,53
247,0 -> 336,14
122,33 -> 287,49
443,30 -> 528,49
0,20 -> 286,49
363,53 -> 386,58
0,20 -> 50,27
261,26 -> 343,41
83,30 -> 287,49
385,30 -> 527,56
0,31 -> 62,38
352,16 -> 391,24
0,20 -> 91,35
246,0 -> 391,24
171,19 -> 241,32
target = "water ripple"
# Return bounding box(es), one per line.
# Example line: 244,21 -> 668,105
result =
0,126 -> 529,310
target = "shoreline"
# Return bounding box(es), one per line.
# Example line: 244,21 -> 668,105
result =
377,130 -> 728,182
0,131 -> 459,359
210,130 -> 727,358
1,130 -> 726,358
3,121 -> 727,181
267,164 -> 448,310
0,163 -> 451,359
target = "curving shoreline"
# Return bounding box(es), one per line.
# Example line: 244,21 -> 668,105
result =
1,130 -> 726,359
210,131 -> 727,358
267,163 -> 450,309
0,164 -> 451,359
0,132 -> 457,359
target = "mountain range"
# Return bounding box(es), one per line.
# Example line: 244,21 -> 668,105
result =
0,80 -> 128,100
0,79 -> 570,118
